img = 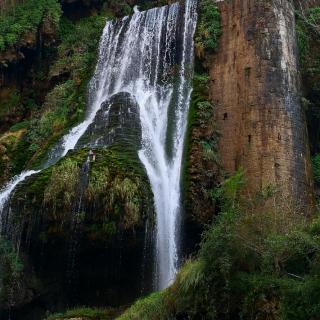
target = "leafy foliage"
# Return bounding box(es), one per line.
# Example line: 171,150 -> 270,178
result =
183,72 -> 220,223
120,171 -> 320,320
25,14 -> 109,165
195,0 -> 221,58
118,292 -> 169,320
0,0 -> 61,50
0,237 -> 24,306
11,146 -> 153,244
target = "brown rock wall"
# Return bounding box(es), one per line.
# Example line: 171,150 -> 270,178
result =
210,0 -> 314,213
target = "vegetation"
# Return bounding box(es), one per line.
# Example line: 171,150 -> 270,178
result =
120,171 -> 320,320
46,306 -> 120,320
44,158 -> 81,212
0,8 -> 112,184
0,237 -> 24,307
0,0 -> 61,50
26,13 -> 110,165
183,72 -> 220,223
9,146 -> 153,243
183,2 -> 221,223
195,0 -> 221,58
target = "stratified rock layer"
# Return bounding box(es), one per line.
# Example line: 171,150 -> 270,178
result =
210,0 -> 314,213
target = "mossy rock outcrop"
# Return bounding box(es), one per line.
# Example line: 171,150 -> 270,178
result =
0,145 -> 154,318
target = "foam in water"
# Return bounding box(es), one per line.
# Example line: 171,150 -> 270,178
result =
0,0 -> 197,290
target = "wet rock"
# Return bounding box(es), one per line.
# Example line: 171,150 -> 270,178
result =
77,92 -> 141,149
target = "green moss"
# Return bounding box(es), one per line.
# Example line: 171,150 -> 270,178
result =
118,292 -> 169,320
0,0 -> 61,51
11,146 -> 153,242
46,306 -> 120,320
44,158 -> 81,211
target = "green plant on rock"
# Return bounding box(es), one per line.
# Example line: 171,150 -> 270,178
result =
195,0 -> 221,58
0,237 -> 24,307
87,149 -> 148,230
119,171 -> 320,320
24,14 -> 110,166
44,158 -> 80,214
46,306 -> 120,320
0,0 -> 61,51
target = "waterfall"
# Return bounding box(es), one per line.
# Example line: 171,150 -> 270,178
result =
0,0 -> 197,290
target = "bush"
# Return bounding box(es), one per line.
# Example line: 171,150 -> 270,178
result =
119,171 -> 320,319
0,0 -> 61,50
195,0 -> 221,58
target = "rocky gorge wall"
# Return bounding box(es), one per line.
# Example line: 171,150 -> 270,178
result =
210,0 -> 314,213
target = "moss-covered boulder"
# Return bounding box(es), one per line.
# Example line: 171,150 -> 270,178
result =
0,145 -> 154,318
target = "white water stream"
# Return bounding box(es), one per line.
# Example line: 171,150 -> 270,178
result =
0,0 -> 197,290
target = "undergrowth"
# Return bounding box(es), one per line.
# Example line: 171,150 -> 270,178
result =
0,0 -> 61,50
119,171 -> 320,320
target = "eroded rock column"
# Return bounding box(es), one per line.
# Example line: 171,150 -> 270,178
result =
211,0 -> 314,213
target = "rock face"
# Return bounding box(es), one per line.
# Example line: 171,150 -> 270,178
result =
210,0 -> 314,213
77,92 -> 141,149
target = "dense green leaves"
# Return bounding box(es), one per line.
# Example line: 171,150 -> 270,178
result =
195,0 -> 221,58
120,171 -> 320,319
0,0 -> 61,50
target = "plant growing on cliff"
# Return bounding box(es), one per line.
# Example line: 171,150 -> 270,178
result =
25,14 -> 109,165
119,172 -> 320,320
87,152 -> 146,230
44,158 -> 80,214
0,0 -> 61,50
195,0 -> 221,58
0,237 -> 24,307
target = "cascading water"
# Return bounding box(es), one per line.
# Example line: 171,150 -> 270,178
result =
0,0 -> 197,290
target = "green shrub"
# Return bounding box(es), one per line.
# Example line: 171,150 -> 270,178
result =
0,0 -> 61,50
120,171 -> 320,319
195,0 -> 221,58
25,14 -> 110,165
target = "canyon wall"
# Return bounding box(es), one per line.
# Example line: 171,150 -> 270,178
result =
210,0 -> 314,213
